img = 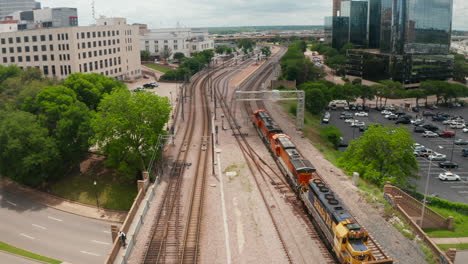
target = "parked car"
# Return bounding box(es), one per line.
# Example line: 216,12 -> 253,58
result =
439,130 -> 455,138
412,107 -> 420,112
345,118 -> 359,124
422,131 -> 439,138
387,114 -> 398,120
381,110 -> 393,115
429,152 -> 447,161
339,112 -> 348,119
351,121 -> 365,127
396,118 -> 411,124
414,126 -> 426,133
463,128 -> 468,133
422,111 -> 435,116
463,149 -> 468,157
432,116 -> 447,121
412,119 -> 424,126
355,112 -> 368,117
450,123 -> 466,129
414,148 -> 433,157
438,161 -> 459,169
438,171 -> 461,181
359,125 -> 368,132
422,124 -> 438,132
455,139 -> 468,145
134,87 -> 144,92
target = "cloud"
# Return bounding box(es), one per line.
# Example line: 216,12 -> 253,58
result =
39,0 -> 467,30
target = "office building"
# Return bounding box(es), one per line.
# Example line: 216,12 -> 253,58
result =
333,0 -> 345,16
341,0 -> 368,47
0,0 -> 36,20
140,28 -> 214,58
324,16 -> 349,49
0,17 -> 141,80
341,0 -> 454,84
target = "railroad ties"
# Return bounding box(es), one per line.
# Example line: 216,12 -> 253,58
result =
143,161 -> 185,264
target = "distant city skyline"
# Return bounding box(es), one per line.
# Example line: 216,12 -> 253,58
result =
35,0 -> 468,31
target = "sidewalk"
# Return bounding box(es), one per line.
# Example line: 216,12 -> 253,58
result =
432,237 -> 468,244
0,177 -> 126,223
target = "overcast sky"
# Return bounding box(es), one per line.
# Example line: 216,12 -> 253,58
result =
40,0 -> 467,30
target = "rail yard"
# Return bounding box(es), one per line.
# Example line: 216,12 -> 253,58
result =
123,46 -> 428,264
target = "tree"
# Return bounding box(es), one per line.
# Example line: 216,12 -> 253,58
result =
31,86 -> 94,164
261,46 -> 272,57
92,89 -> 171,179
173,52 -> 185,62
0,65 -> 21,83
339,43 -> 354,55
379,80 -> 404,106
355,84 -> 375,106
63,73 -> 126,110
215,46 -> 226,54
325,55 -> 347,76
405,89 -> 426,107
0,110 -> 59,186
161,47 -> 173,61
321,126 -> 342,149
237,39 -> 256,54
141,50 -> 151,61
453,53 -> 468,83
339,125 -> 418,187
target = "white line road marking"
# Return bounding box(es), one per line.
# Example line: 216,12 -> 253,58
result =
102,230 -> 111,234
458,191 -> 468,194
450,186 -> 468,188
20,233 -> 35,240
92,240 -> 110,245
6,200 -> 17,206
32,224 -> 46,230
80,251 -> 101,257
48,216 -> 63,222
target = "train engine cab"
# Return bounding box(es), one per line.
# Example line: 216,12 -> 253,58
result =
272,134 -> 315,187
333,220 -> 373,263
252,110 -> 283,143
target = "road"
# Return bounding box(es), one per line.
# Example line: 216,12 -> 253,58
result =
326,105 -> 468,204
0,188 -> 112,264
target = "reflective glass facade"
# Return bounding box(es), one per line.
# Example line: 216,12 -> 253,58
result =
389,0 -> 453,55
380,0 -> 393,52
341,0 -> 368,48
325,16 -> 350,50
367,0 -> 382,49
0,0 -> 35,19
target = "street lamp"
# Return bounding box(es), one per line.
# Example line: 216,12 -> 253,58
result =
420,154 -> 433,227
450,132 -> 456,163
94,180 -> 100,211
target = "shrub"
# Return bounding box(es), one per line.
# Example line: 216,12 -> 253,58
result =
320,126 -> 342,148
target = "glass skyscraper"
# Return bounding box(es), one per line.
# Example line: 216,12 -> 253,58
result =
341,0 -> 368,48
367,0 -> 382,49
325,16 -> 350,50
391,0 -> 453,55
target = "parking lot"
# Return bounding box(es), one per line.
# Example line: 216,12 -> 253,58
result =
326,104 -> 468,204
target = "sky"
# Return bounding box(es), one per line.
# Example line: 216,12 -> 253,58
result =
39,0 -> 468,30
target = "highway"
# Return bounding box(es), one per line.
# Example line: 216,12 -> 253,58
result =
0,188 -> 112,264
327,106 -> 468,204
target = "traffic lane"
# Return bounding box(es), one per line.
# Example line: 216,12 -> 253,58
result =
0,189 -> 111,264
416,157 -> 468,203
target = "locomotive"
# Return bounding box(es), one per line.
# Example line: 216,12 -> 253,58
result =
252,109 -> 393,264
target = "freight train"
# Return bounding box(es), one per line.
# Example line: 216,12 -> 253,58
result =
252,109 -> 393,264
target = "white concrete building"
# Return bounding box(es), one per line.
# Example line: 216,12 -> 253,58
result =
0,17 -> 141,80
140,28 -> 214,58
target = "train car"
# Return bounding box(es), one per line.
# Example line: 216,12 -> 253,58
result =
271,133 -> 315,188
252,109 -> 283,143
302,178 -> 392,264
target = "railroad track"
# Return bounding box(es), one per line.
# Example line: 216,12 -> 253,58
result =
211,47 -> 336,264
142,65 -> 216,263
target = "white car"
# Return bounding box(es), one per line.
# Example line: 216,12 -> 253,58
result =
450,123 -> 466,129
463,128 -> 468,133
429,152 -> 446,161
355,112 -> 368,117
351,121 -> 365,127
381,110 -> 392,115
345,119 -> 359,124
422,131 -> 438,138
438,172 -> 461,181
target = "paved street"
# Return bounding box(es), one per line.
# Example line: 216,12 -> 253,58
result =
327,105 -> 468,204
0,188 -> 112,264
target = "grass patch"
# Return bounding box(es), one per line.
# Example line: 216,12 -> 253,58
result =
0,241 -> 61,264
49,155 -> 137,210
144,64 -> 172,73
424,206 -> 468,238
438,243 -> 468,251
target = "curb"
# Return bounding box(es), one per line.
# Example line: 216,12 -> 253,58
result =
0,249 -> 51,264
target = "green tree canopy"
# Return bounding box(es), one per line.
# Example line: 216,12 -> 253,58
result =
0,110 -> 59,186
63,73 -> 126,110
237,39 -> 256,54
92,89 -> 171,179
141,50 -> 151,61
261,46 -> 272,57
173,52 -> 185,61
339,125 -> 418,187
